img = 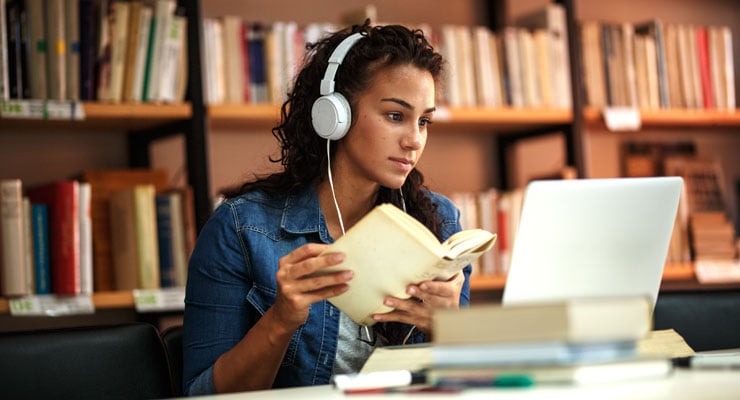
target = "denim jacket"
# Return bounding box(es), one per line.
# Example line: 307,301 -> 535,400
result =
182,185 -> 471,395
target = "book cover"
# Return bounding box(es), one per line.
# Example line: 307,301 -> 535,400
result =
109,184 -> 161,290
316,203 -> 496,326
130,5 -> 153,102
26,180 -> 80,295
433,297 -> 652,346
1,179 -> 28,297
31,203 -> 51,294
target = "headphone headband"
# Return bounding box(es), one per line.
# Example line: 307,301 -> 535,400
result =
319,32 -> 366,95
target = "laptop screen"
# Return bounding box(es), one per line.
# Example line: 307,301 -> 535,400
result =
502,177 -> 683,310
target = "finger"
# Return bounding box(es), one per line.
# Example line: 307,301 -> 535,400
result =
279,242 -> 330,264
279,251 -> 345,281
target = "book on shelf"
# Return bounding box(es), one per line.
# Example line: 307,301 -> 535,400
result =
25,0 -> 47,100
109,184 -> 160,290
26,180 -> 80,295
1,179 -> 27,297
31,203 -> 51,295
45,0 -> 67,101
79,168 -> 169,291
315,203 -> 496,326
64,0 -> 80,101
0,0 -> 8,101
432,297 -> 652,346
155,190 -> 188,288
78,182 -> 93,295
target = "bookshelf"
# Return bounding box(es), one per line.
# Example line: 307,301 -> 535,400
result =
1,0 -> 738,324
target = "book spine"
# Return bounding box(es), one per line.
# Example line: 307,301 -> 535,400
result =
26,181 -> 81,295
64,0 -> 79,100
156,194 -> 175,287
78,0 -> 96,100
45,0 -> 67,100
0,0 -> 9,100
134,185 -> 160,289
24,0 -> 47,99
31,203 -> 51,294
78,182 -> 93,295
1,179 -> 28,297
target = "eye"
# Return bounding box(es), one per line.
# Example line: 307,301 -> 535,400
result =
419,117 -> 433,128
387,112 -> 403,122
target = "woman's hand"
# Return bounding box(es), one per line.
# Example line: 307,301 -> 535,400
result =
272,243 -> 353,331
371,271 -> 465,335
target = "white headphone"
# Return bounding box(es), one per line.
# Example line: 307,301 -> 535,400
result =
311,32 -> 366,141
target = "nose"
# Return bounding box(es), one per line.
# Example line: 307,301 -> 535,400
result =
401,122 -> 424,150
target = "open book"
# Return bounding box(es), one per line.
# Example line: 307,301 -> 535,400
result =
318,203 -> 496,326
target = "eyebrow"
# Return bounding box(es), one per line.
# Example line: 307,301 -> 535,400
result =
380,97 -> 436,114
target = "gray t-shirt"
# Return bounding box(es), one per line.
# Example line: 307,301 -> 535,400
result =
332,313 -> 380,375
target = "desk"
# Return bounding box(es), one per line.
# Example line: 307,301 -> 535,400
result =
192,369 -> 739,399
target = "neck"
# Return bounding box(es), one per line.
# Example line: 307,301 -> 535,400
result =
317,178 -> 377,238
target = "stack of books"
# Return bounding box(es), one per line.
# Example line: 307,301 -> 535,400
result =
350,297 -> 674,391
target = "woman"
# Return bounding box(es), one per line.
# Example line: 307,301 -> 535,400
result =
183,22 -> 471,395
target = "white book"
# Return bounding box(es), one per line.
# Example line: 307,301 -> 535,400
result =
502,27 -> 523,108
145,0 -> 175,102
533,30 -> 552,108
157,15 -> 185,103
222,16 -> 245,104
130,6 -> 153,102
721,26 -> 735,110
79,182 -> 93,295
1,179 -> 27,297
0,0 -> 9,100
472,26 -> 495,108
440,25 -> 460,107
518,29 -> 541,108
455,26 -> 476,108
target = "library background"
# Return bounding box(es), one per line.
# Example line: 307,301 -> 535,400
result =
0,0 -> 738,347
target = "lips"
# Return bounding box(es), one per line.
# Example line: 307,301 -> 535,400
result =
390,157 -> 414,171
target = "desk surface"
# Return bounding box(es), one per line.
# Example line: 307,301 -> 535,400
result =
192,369 -> 739,399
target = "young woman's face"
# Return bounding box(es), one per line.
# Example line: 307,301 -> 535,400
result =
336,64 -> 436,190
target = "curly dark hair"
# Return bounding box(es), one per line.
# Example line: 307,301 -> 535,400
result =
228,22 -> 446,345
230,21 -> 445,235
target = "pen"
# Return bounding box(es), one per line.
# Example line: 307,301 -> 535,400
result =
331,370 -> 426,391
433,374 -> 535,388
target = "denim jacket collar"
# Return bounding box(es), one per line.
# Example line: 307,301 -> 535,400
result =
281,185 -> 334,244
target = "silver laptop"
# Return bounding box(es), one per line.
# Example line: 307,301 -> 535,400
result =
502,177 -> 683,310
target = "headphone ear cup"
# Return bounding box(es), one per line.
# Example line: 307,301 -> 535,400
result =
311,92 -> 352,141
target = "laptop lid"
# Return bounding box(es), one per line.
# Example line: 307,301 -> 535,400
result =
501,177 -> 683,310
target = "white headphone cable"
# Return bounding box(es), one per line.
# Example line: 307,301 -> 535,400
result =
327,138 -> 346,236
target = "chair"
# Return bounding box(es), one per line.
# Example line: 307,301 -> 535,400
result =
0,323 -> 174,400
161,325 -> 184,397
653,290 -> 740,352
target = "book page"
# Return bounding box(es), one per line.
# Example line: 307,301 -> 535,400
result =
360,345 -> 432,374
637,329 -> 695,358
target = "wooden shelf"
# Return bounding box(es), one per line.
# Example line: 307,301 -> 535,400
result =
0,102 -> 191,131
208,104 -> 572,132
583,107 -> 740,129
0,291 -> 135,315
470,262 -> 700,292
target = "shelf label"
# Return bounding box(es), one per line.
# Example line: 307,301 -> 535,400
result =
133,287 -> 186,312
603,107 -> 641,131
695,260 -> 740,284
9,294 -> 95,316
0,100 -> 86,120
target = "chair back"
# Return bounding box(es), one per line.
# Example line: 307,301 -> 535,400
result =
0,323 -> 173,400
161,325 -> 184,397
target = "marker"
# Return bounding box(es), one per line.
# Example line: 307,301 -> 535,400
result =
331,370 -> 426,391
433,374 -> 535,388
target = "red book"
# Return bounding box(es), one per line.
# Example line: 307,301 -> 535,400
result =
26,181 -> 81,295
696,26 -> 714,109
